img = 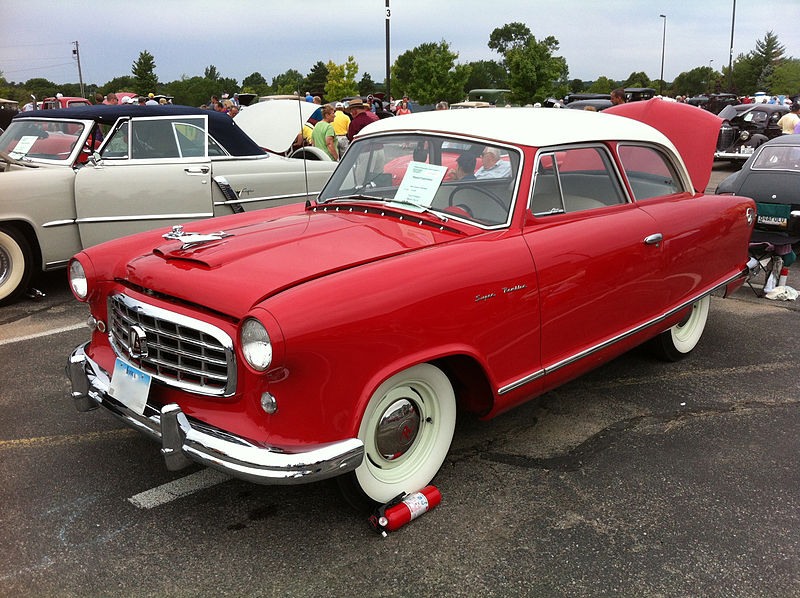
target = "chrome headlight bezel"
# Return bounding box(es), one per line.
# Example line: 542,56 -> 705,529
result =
240,317 -> 272,371
69,259 -> 89,301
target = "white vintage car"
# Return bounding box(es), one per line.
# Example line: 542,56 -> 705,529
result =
0,101 -> 335,303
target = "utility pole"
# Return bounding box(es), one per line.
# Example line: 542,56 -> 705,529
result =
727,0 -> 736,91
659,14 -> 666,96
72,41 -> 85,98
385,0 -> 391,102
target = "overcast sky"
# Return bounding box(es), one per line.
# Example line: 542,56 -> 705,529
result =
2,0 -> 798,90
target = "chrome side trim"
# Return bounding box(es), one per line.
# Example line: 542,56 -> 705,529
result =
44,259 -> 70,270
497,369 -> 545,395
66,342 -> 364,484
213,191 -> 312,206
42,219 -> 77,228
498,269 -> 748,395
75,213 -> 213,224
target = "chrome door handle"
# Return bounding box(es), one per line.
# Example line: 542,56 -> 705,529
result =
644,233 -> 663,245
184,166 -> 210,175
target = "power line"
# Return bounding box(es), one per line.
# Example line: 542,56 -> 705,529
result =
2,63 -> 76,74
0,41 -> 72,49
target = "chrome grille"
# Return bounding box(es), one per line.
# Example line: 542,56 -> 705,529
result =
108,293 -> 237,396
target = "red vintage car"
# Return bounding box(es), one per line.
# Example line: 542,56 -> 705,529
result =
67,100 -> 755,508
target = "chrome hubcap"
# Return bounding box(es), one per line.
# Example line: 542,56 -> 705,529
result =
375,398 -> 420,460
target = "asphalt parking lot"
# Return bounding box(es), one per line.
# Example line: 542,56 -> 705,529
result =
1,162 -> 798,597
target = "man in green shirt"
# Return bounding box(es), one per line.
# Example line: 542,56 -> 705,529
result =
311,105 -> 338,161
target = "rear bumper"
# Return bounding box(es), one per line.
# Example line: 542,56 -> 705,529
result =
66,342 -> 364,484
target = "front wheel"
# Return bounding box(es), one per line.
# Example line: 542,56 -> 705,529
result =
652,296 -> 710,361
337,363 -> 456,509
0,226 -> 33,305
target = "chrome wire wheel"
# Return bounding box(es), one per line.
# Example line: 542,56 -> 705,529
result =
353,363 -> 456,504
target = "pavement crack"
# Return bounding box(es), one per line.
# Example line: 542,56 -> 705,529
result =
472,400 -> 800,473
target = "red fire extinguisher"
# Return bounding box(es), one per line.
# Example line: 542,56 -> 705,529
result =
370,486 -> 441,536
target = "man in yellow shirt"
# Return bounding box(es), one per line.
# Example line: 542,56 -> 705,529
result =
333,102 -> 351,156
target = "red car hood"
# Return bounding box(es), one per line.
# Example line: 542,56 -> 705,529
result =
121,209 -> 460,316
606,98 -> 722,193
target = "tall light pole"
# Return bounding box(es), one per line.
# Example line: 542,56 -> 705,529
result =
385,0 -> 391,102
728,0 -> 736,91
659,14 -> 666,96
708,59 -> 714,93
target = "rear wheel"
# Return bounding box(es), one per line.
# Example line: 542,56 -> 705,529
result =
652,296 -> 710,361
0,226 -> 33,305
337,363 -> 456,510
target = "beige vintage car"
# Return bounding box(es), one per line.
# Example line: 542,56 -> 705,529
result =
0,101 -> 335,303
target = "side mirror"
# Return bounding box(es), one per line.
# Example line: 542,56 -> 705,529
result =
90,151 -> 102,167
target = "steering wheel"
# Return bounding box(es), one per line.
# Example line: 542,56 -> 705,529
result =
448,184 -> 508,212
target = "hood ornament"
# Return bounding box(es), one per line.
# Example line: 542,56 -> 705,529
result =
162,225 -> 233,250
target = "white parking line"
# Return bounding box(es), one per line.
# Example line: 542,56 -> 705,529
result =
0,322 -> 86,346
128,468 -> 232,509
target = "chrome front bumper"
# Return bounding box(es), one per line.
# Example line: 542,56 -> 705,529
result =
66,342 -> 364,484
714,150 -> 753,160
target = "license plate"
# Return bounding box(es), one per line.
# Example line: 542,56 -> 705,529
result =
740,147 -> 754,154
757,215 -> 787,227
108,358 -> 151,415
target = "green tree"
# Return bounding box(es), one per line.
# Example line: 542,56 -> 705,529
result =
131,50 -> 158,95
462,60 -> 508,95
358,72 -> 376,96
568,79 -> 585,93
100,75 -> 136,94
204,65 -> 220,81
242,72 -> 270,96
24,78 -> 58,100
729,31 -> 786,94
271,69 -> 303,95
769,59 -> 800,95
391,41 -> 468,105
488,22 -> 532,57
325,57 -> 359,101
622,71 -> 652,88
497,33 -> 569,103
670,66 -> 716,96
303,61 -> 329,95
163,75 -> 219,106
588,76 -> 616,93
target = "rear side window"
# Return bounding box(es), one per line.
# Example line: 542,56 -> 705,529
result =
530,146 -> 626,215
618,144 -> 682,200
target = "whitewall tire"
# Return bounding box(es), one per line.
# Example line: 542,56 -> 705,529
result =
0,226 -> 33,304
653,296 -> 710,361
338,363 -> 456,508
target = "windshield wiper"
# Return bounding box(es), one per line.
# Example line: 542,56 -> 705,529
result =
384,198 -> 448,221
322,194 -> 385,204
319,194 -> 449,222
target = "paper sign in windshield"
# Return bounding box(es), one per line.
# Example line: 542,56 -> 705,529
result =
10,135 -> 38,159
391,161 -> 448,210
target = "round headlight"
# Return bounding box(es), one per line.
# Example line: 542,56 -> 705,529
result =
69,259 -> 88,300
241,318 -> 272,371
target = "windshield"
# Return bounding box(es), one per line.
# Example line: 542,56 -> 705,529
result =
0,119 -> 86,162
318,134 -> 521,227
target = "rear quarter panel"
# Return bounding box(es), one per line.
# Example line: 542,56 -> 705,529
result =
0,165 -> 82,269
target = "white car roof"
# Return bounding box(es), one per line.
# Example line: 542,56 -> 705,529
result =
358,107 -> 677,152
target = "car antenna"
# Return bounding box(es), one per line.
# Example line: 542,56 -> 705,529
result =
299,97 -> 310,208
